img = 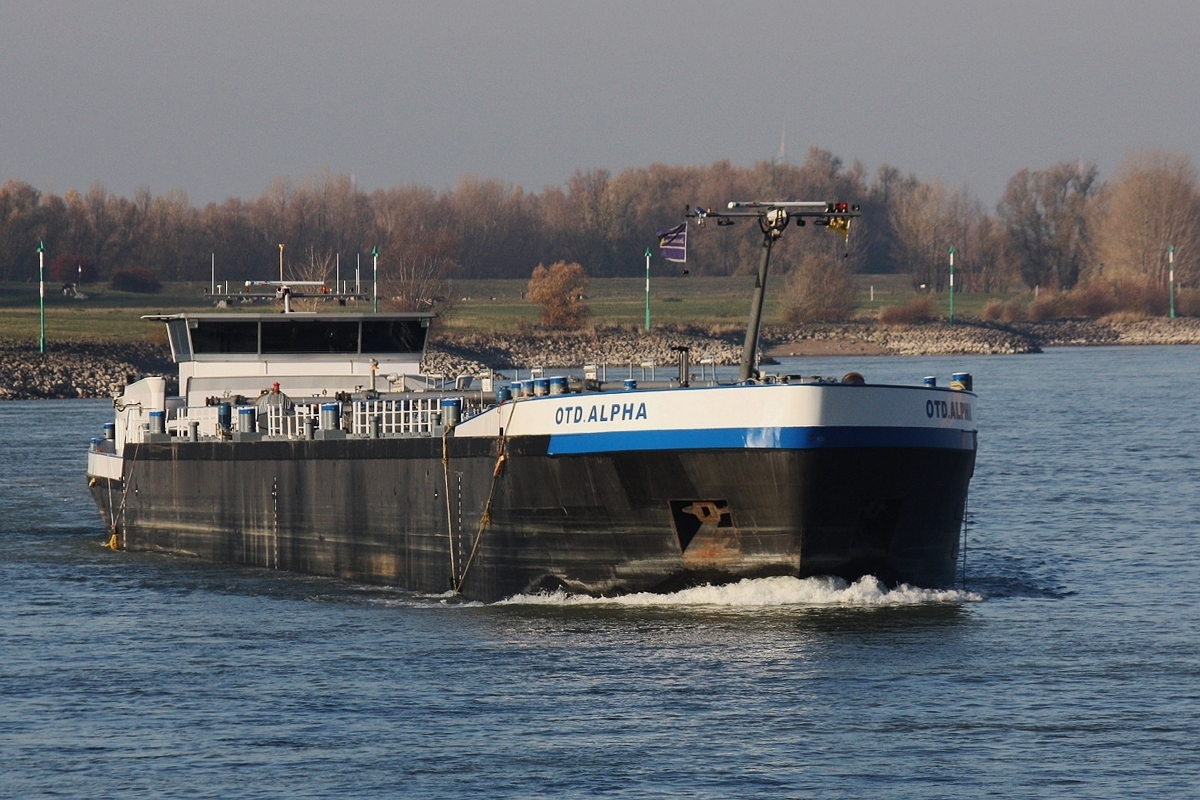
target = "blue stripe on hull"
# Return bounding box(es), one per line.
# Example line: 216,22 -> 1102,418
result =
547,426 -> 975,455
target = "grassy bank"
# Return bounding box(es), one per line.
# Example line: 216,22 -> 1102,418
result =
0,275 -> 1023,344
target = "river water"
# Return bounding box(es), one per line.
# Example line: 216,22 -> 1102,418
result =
2,346 -> 1198,798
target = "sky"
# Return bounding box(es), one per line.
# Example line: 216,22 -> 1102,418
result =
3,0 -> 1198,208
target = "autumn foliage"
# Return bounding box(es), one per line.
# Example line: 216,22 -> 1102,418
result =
527,261 -> 588,329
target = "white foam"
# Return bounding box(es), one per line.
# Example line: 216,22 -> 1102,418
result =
497,575 -> 981,608
349,588 -> 489,609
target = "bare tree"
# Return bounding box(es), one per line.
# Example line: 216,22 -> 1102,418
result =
286,246 -> 335,311
382,253 -> 452,312
782,232 -> 864,323
889,179 -> 965,292
997,161 -> 1098,290
1093,149 -> 1200,288
965,215 -> 1012,293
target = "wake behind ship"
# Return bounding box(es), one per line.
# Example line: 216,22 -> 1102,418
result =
86,201 -> 977,602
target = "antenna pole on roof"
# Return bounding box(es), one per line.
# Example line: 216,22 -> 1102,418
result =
685,201 -> 860,382
738,208 -> 789,381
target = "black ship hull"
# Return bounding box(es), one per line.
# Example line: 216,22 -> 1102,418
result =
90,435 -> 975,602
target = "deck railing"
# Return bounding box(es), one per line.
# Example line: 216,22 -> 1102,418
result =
265,403 -> 320,437
351,397 -> 443,435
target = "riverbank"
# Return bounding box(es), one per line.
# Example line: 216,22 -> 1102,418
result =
764,317 -> 1200,357
0,341 -> 175,400
4,317 -> 1200,398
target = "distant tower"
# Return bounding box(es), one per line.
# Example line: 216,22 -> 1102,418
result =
773,123 -> 788,165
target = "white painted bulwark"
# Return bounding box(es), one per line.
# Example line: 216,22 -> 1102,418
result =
454,383 -> 977,441
87,451 -> 124,481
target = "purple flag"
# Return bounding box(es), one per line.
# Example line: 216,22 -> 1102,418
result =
657,222 -> 687,263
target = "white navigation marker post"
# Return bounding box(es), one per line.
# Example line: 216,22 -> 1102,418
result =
644,248 -> 652,332
372,246 -> 379,313
948,246 -> 956,325
37,240 -> 46,353
278,244 -> 285,281
1169,245 -> 1176,319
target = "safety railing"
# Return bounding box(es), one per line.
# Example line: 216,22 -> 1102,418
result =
265,403 -> 321,437
351,397 -> 443,435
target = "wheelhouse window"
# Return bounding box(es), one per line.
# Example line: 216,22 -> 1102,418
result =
182,316 -> 428,355
361,319 -> 427,353
261,319 -> 360,353
189,320 -> 258,354
166,319 -> 193,361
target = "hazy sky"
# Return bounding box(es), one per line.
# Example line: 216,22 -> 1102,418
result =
3,1 -> 1198,207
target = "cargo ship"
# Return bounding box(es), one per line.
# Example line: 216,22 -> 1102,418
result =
86,201 -> 977,602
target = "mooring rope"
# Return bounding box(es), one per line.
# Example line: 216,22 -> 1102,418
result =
442,426 -> 458,588
454,400 -> 516,594
109,441 -> 142,547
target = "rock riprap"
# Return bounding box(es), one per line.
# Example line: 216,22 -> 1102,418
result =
0,341 -> 175,400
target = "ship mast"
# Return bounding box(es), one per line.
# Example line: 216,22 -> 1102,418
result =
686,201 -> 859,381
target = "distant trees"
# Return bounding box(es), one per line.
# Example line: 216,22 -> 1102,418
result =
527,261 -> 588,329
997,161 -> 1098,290
967,216 -> 1011,294
1093,149 -> 1200,288
0,181 -> 49,281
889,180 -> 957,292
2,148 -> 1199,323
0,160 -> 964,285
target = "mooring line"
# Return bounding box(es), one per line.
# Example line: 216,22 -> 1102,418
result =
442,426 -> 458,588
109,441 -> 142,547
455,399 -> 516,594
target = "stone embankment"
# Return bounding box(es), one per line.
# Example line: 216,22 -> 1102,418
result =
766,317 -> 1200,359
5,317 -> 1200,399
0,341 -> 175,400
767,321 -> 1038,356
1010,317 -> 1200,347
423,327 -> 743,377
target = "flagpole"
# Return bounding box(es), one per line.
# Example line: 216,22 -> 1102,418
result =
37,240 -> 46,353
644,248 -> 651,332
654,222 -> 687,330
